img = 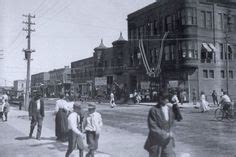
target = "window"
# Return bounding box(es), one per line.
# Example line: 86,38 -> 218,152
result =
206,12 -> 212,29
221,70 -> 225,78
209,70 -> 214,78
166,16 -> 172,31
181,40 -> 197,59
200,11 -> 206,28
150,22 -> 154,36
164,46 -> 170,61
203,70 -> 208,78
154,20 -> 158,35
228,45 -> 233,60
218,13 -> 223,30
218,43 -> 224,60
181,8 -> 197,25
229,71 -> 234,79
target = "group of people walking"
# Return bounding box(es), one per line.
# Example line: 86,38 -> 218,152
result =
28,93 -> 103,157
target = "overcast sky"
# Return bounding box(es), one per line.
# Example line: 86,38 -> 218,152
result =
0,0 -> 154,86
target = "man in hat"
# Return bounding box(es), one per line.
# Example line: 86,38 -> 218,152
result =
144,89 -> 176,157
65,102 -> 85,157
28,93 -> 44,140
83,103 -> 103,157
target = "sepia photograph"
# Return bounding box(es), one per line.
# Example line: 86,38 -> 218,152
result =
0,0 -> 236,157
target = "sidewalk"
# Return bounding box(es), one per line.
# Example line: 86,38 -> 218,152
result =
0,107 -> 149,157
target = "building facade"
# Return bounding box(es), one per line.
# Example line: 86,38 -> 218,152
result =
48,66 -> 71,97
13,80 -> 26,97
31,72 -> 50,97
71,0 -> 236,101
127,0 -> 236,101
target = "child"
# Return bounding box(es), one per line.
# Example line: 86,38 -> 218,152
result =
83,104 -> 103,157
3,99 -> 10,121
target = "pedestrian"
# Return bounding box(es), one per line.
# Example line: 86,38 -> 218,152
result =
211,90 -> 218,106
55,94 -> 69,142
110,91 -> 116,108
171,91 -> 183,121
199,92 -> 210,112
133,90 -> 138,103
0,97 -> 5,122
83,104 -> 103,157
3,99 -> 10,121
65,102 -> 85,157
220,92 -> 232,118
28,93 -> 45,140
144,89 -> 176,157
192,88 -> 197,106
136,92 -> 142,104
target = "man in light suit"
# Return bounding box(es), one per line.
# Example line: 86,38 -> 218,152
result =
28,93 -> 45,140
144,89 -> 176,157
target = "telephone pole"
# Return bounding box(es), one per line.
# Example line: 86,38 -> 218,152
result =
23,13 -> 35,108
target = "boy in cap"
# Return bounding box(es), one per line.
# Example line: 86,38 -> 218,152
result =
65,102 -> 85,157
83,103 -> 103,157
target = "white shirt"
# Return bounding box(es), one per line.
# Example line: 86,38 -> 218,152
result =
36,100 -> 40,110
161,105 -> 169,121
68,112 -> 82,136
171,95 -> 179,104
110,93 -> 114,101
221,95 -> 231,103
84,112 -> 103,133
55,99 -> 67,112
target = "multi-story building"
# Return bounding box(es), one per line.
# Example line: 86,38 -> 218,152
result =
71,33 -> 131,99
127,0 -> 236,101
13,80 -> 26,97
71,57 -> 94,97
48,66 -> 71,97
71,0 -> 236,101
31,72 -> 50,97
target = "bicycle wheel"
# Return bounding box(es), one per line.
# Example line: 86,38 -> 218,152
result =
215,108 -> 223,121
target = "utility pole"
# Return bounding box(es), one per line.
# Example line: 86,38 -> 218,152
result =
23,13 -> 35,109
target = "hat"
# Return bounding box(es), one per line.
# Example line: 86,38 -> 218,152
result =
159,89 -> 169,99
88,103 -> 96,109
73,102 -> 83,109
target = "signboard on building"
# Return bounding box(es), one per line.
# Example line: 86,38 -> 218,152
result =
95,77 -> 107,86
141,81 -> 150,90
168,80 -> 179,88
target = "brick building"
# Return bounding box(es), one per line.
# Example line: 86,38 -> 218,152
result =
48,66 -> 71,97
127,0 -> 236,101
31,72 -> 50,96
71,0 -> 236,101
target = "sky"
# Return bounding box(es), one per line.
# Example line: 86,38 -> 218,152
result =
0,0 -> 154,86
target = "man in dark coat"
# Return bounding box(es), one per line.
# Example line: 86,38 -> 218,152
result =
28,94 -> 45,140
144,89 -> 176,157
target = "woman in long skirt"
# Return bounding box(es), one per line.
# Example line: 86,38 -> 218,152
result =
55,94 -> 69,142
200,92 -> 210,112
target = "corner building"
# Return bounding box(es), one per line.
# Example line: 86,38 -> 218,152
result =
127,0 -> 236,101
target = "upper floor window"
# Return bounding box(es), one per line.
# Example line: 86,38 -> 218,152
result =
180,40 -> 198,59
229,70 -> 234,79
200,11 -> 212,29
181,8 -> 197,26
166,16 -> 173,31
203,70 -> 208,78
221,70 -> 225,78
209,70 -> 214,78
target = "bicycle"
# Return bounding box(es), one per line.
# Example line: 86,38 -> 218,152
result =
214,103 -> 234,121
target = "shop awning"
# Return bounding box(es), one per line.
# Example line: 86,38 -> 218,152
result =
208,43 -> 218,52
202,43 -> 212,52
